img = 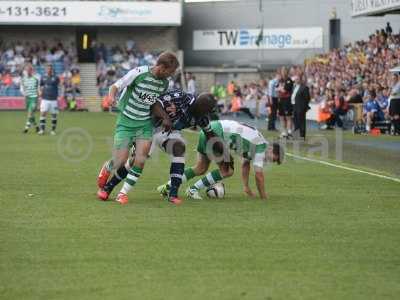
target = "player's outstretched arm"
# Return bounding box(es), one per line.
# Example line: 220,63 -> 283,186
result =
241,159 -> 255,197
109,67 -> 145,105
109,85 -> 119,105
254,167 -> 267,200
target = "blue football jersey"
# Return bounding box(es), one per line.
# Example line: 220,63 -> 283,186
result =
377,97 -> 389,110
158,89 -> 210,131
363,99 -> 379,113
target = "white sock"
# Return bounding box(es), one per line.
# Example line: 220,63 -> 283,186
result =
120,167 -> 142,194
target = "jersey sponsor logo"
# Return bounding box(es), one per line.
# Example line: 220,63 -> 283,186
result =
163,95 -> 172,101
139,91 -> 158,105
129,89 -> 158,106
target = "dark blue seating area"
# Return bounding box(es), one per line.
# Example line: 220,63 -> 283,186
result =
0,85 -> 22,97
0,62 -> 66,97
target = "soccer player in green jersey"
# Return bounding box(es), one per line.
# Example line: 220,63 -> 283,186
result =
21,64 -> 40,133
97,52 -> 179,205
159,120 -> 283,200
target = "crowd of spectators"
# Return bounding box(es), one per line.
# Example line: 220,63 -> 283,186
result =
211,80 -> 269,120
304,24 -> 399,130
94,39 -> 162,97
0,40 -> 81,106
211,24 -> 400,135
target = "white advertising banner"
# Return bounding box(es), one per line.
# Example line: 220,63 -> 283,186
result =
193,27 -> 323,51
351,0 -> 400,17
0,1 -> 182,25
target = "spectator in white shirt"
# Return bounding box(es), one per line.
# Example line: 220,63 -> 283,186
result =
187,73 -> 197,95
126,39 -> 135,52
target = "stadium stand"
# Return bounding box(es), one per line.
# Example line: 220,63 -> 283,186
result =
0,40 -> 81,103
212,26 -> 399,134
95,39 -> 182,111
95,44 -> 160,97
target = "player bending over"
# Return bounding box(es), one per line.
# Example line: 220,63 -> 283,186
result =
158,120 -> 283,200
21,64 -> 40,133
98,89 -> 220,204
96,52 -> 179,205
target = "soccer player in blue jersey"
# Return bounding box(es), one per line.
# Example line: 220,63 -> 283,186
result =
97,89 -> 222,204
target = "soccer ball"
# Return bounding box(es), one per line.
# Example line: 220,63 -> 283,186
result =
206,182 -> 225,199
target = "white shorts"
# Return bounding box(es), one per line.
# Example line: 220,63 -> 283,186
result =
149,129 -> 186,156
40,99 -> 59,114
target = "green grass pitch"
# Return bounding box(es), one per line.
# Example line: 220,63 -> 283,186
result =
1,112 -> 399,300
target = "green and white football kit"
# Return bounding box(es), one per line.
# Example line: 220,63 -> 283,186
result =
197,120 -> 268,168
113,66 -> 169,149
21,75 -> 40,132
22,75 -> 40,112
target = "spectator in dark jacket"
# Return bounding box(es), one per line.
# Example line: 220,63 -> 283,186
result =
292,74 -> 311,140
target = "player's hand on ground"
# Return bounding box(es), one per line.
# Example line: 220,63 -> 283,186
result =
244,186 -> 256,198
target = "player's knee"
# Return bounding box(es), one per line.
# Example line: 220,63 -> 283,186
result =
112,159 -> 123,170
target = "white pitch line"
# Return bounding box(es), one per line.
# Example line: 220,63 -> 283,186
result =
286,152 -> 400,184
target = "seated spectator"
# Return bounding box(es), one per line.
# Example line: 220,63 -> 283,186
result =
318,90 -> 335,129
2,71 -> 12,87
347,88 -> 363,103
363,89 -> 380,132
318,99 -> 334,129
376,88 -> 389,120
71,69 -> 81,96
230,89 -> 255,119
112,49 -> 123,64
126,39 -> 135,52
327,88 -> 348,129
